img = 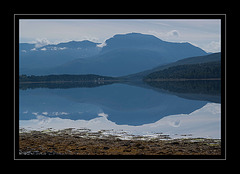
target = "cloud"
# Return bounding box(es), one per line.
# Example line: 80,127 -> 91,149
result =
30,48 -> 37,51
167,30 -> 180,37
82,35 -> 99,42
148,30 -> 164,38
148,30 -> 180,40
96,42 -> 107,48
98,112 -> 108,118
35,38 -> 50,48
203,41 -> 221,53
23,110 -> 28,114
51,112 -> 69,116
40,47 -> 47,51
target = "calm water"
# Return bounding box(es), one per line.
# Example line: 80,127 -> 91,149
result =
19,80 -> 221,139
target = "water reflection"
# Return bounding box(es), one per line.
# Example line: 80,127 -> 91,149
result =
19,80 -> 221,139
20,103 -> 220,139
145,80 -> 221,103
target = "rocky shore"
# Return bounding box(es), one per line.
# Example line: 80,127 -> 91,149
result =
19,129 -> 221,156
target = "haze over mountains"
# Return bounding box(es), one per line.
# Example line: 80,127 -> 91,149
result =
20,32 -> 209,76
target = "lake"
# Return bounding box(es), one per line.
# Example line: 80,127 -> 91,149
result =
19,80 -> 221,139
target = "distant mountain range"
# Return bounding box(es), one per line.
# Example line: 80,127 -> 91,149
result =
20,33 -> 208,76
20,40 -> 101,72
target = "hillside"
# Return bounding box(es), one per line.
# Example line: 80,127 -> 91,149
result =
123,52 -> 221,80
144,61 -> 221,80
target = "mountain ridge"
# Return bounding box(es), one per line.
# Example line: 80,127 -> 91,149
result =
20,32 -> 208,76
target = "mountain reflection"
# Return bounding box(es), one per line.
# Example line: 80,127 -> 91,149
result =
144,80 -> 221,103
20,79 -> 221,104
19,81 -> 115,90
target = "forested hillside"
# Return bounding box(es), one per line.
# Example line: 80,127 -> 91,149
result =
144,61 -> 221,80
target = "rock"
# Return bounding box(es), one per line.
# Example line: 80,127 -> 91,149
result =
135,143 -> 141,147
123,149 -> 131,152
103,147 -> 109,150
134,143 -> 145,149
121,142 -> 131,146
171,142 -> 180,145
138,146 -> 145,149
32,151 -> 40,155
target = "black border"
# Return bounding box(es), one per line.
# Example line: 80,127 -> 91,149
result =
13,14 -> 226,161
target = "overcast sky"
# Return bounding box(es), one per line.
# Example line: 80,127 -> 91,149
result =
19,19 -> 221,53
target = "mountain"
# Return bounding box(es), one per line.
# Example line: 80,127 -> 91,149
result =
19,43 -> 36,52
123,52 -> 221,80
101,33 -> 165,52
101,33 -> 207,62
50,48 -> 170,76
20,40 -> 101,74
20,33 -> 208,76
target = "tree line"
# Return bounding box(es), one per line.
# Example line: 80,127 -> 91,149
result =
19,74 -> 116,82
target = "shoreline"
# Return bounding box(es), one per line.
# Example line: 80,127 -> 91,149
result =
19,129 -> 221,156
144,78 -> 221,82
19,78 -> 221,84
19,79 -> 122,84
